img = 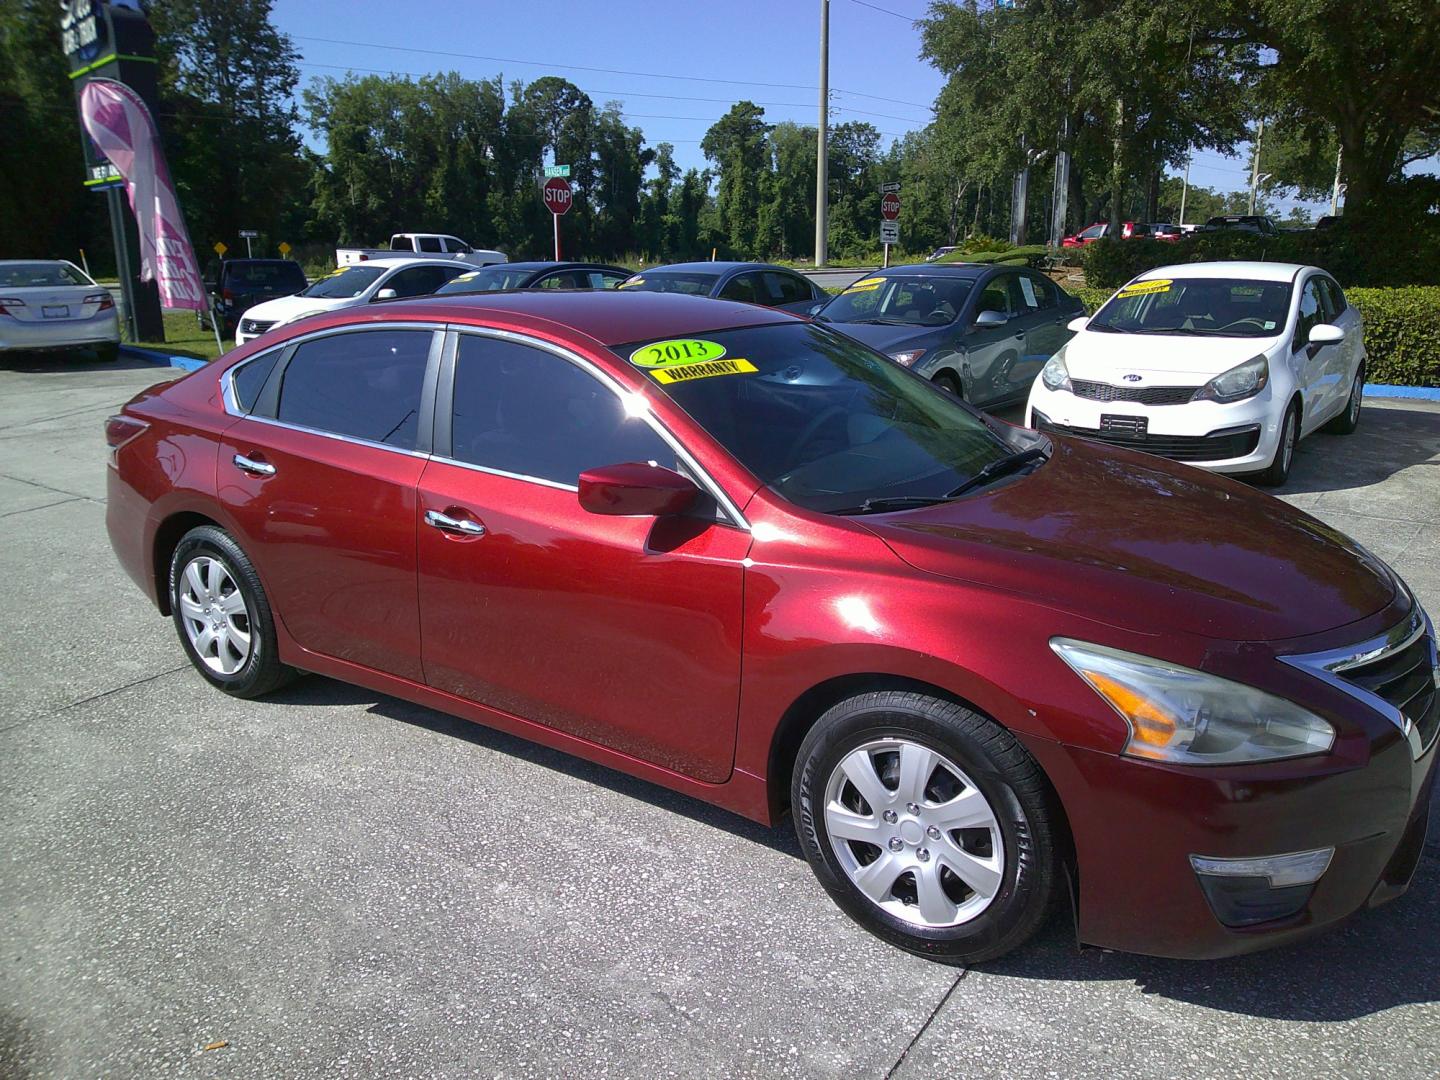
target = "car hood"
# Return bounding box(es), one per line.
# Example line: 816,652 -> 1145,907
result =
242,294 -> 354,323
858,438 -> 1395,642
1065,329 -> 1282,379
823,320 -> 934,354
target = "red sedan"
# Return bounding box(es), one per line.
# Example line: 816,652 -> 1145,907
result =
106,291 -> 1437,964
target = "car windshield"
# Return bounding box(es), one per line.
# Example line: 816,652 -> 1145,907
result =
819,275 -> 973,327
1088,278 -> 1293,338
614,322 -> 1014,513
618,271 -> 718,296
435,266 -> 537,294
300,265 -> 386,299
0,262 -> 90,288
228,262 -> 306,288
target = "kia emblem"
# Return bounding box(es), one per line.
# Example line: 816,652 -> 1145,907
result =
1123,373 -> 1143,383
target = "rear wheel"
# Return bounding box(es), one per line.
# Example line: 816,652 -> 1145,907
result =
791,690 -> 1059,965
934,372 -> 964,398
169,525 -> 298,698
1326,366 -> 1364,434
1256,400 -> 1300,487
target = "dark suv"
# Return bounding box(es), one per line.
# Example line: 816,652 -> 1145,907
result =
202,259 -> 308,336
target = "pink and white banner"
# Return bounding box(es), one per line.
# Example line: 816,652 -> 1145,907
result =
79,78 -> 206,312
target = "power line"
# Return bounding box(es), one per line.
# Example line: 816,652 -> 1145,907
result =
845,0 -> 919,21
291,34 -> 933,111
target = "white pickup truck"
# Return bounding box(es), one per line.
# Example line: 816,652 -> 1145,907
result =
336,233 -> 507,267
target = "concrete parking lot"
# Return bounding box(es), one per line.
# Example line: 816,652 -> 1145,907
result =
1,354 -> 1437,1079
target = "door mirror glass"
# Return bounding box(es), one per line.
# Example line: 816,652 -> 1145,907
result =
374,287 -> 398,301
974,309 -> 1008,328
1067,316 -> 1090,333
1308,323 -> 1345,345
578,463 -> 700,517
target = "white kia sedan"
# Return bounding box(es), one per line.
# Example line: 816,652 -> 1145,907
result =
234,257 -> 470,346
1026,262 -> 1365,485
0,260 -> 121,362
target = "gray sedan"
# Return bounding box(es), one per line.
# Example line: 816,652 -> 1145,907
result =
815,263 -> 1084,407
0,260 -> 121,362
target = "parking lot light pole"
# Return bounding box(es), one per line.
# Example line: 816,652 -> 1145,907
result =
814,0 -> 829,268
1248,117 -> 1265,215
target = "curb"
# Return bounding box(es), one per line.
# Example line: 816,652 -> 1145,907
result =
120,344 -> 211,373
1363,383 -> 1440,401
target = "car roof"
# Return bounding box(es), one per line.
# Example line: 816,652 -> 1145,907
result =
0,258 -> 73,266
640,261 -> 793,274
871,263 -> 993,280
365,290 -> 799,346
490,261 -> 629,273
1136,262 -> 1309,283
365,257 -> 469,271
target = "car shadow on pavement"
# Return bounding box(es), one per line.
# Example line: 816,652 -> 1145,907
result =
983,854 -> 1440,1021
1280,403 -> 1440,496
266,675 -> 805,860
0,351 -> 156,374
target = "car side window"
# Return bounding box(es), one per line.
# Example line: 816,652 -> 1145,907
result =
231,348 -> 282,412
762,271 -> 809,305
591,271 -> 627,289
1292,279 -> 1324,353
383,266 -> 462,298
718,273 -> 762,304
416,236 -> 443,253
274,330 -> 432,451
1319,277 -> 1347,320
976,277 -> 1011,317
449,335 -> 674,487
1022,274 -> 1056,310
442,236 -> 470,253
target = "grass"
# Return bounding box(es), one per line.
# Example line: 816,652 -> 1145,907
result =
131,310 -> 226,362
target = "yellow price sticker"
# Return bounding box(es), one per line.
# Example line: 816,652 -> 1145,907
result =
617,277 -> 645,288
648,358 -> 758,384
1117,278 -> 1173,298
845,276 -> 886,293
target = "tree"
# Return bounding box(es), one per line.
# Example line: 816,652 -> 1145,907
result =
701,102 -> 771,256
639,142 -> 680,258
591,104 -> 653,257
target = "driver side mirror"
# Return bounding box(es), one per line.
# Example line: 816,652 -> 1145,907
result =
1067,316 -> 1090,333
1308,323 -> 1344,345
578,463 -> 700,517
374,287 -> 398,301
973,309 -> 1009,328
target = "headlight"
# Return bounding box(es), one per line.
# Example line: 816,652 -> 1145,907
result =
1051,638 -> 1335,764
1040,353 -> 1072,392
889,349 -> 925,367
1193,354 -> 1269,403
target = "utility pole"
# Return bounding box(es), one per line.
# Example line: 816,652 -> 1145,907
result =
1331,144 -> 1344,215
814,0 -> 829,267
1248,117 -> 1265,215
1178,152 -> 1191,226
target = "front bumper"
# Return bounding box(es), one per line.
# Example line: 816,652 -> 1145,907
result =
1027,379 -> 1283,473
0,309 -> 120,352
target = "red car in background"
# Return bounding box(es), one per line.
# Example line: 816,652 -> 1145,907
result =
1061,221 -> 1157,247
106,291 -> 1437,964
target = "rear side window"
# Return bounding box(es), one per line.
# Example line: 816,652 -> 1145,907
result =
763,272 -> 810,304
449,335 -> 672,486
231,349 -> 281,412
719,274 -> 762,304
275,330 -> 433,450
416,236 -> 443,253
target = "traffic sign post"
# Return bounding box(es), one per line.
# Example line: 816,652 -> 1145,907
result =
880,184 -> 900,266
542,176 -> 573,260
278,241 -> 292,257
239,228 -> 258,257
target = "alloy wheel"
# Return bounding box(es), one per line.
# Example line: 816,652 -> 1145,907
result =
823,738 -> 1004,928
177,555 -> 252,675
1349,374 -> 1363,424
1282,410 -> 1297,472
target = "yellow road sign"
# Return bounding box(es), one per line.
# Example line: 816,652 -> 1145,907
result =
278,241 -> 292,256
213,241 -> 227,256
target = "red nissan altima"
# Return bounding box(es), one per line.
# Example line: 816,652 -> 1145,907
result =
106,291 -> 1437,963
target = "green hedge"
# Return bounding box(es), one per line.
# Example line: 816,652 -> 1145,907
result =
938,243 -> 1049,268
1069,283 -> 1440,387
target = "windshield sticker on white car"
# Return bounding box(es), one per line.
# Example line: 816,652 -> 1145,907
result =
647,358 -> 758,384
630,338 -> 728,368
1117,279 -> 1172,298
617,277 -> 645,288
1019,277 -> 1038,308
845,277 -> 886,293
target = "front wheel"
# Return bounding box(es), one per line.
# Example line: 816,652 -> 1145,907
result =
933,372 -> 964,398
1255,400 -> 1300,487
791,690 -> 1059,965
1326,367 -> 1363,434
169,525 -> 298,698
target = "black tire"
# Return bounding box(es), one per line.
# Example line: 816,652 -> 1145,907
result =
94,343 -> 119,363
1256,400 -> 1300,487
1326,365 -> 1363,435
934,371 -> 964,398
168,525 -> 298,698
792,690 -> 1059,965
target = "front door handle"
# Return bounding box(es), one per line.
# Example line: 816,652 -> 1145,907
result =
233,453 -> 275,477
425,509 -> 486,536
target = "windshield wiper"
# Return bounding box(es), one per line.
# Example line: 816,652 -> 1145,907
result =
945,446 -> 1050,499
832,495 -> 950,515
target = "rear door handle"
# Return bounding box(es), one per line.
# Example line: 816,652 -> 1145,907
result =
233,453 -> 275,477
425,509 -> 486,536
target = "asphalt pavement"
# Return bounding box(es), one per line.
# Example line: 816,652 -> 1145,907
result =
2,354 -> 1437,1078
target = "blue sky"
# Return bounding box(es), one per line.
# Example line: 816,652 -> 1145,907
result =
271,0 -> 1318,220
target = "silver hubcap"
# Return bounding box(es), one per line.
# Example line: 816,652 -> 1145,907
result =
1282,412 -> 1296,470
177,556 -> 251,675
823,738 -> 1004,928
1350,376 -> 1363,421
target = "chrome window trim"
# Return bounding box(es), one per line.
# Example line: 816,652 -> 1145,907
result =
237,412 -> 432,459
1279,605 -> 1437,760
441,325 -> 751,531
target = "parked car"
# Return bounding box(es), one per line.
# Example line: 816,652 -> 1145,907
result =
617,262 -> 824,313
814,263 -> 1085,407
926,246 -> 959,261
106,289 -> 1438,965
234,258 -> 470,346
1150,223 -> 1183,242
0,259 -> 119,362
1026,261 -> 1365,485
1060,221 -> 1149,247
201,258 -> 308,336
433,261 -> 632,296
1202,215 -> 1281,237
336,233 -> 508,268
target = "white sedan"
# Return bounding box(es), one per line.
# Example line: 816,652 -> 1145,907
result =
234,257 -> 471,346
1026,262 -> 1365,485
0,260 -> 120,362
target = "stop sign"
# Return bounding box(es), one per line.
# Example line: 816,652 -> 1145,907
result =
881,192 -> 901,220
543,176 -> 573,216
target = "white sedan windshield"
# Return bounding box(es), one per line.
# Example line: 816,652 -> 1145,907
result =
1089,278 -> 1293,338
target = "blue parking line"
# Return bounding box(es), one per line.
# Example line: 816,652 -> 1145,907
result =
1364,384 -> 1440,401
119,345 -> 210,373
